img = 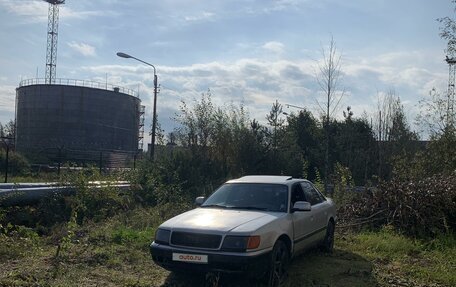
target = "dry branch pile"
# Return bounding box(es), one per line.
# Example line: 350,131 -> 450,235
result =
338,172 -> 456,236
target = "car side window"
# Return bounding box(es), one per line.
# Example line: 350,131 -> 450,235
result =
310,183 -> 327,202
300,182 -> 324,205
290,183 -> 306,208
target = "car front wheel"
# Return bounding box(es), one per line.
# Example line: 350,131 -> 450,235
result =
267,240 -> 289,287
322,221 -> 335,253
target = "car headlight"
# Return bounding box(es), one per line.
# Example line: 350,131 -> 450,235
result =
221,235 -> 261,252
154,228 -> 171,245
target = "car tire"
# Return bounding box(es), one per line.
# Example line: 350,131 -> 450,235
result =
322,221 -> 335,253
267,240 -> 290,287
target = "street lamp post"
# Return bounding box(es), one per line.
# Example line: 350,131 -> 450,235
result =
117,52 -> 158,161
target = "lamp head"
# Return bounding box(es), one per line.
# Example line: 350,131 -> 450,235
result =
116,52 -> 132,59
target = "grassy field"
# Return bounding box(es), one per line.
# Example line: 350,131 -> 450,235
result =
0,207 -> 454,287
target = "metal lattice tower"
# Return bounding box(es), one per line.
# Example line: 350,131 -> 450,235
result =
44,0 -> 65,85
446,56 -> 456,127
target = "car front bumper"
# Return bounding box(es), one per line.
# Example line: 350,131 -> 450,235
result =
150,242 -> 271,276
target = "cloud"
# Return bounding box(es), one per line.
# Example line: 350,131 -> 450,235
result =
67,41 -> 96,57
60,8 -> 113,20
0,85 -> 16,113
0,80 -> 16,124
280,64 -> 310,82
262,41 -> 285,54
81,58 -> 318,126
344,51 -> 447,96
265,0 -> 301,12
70,47 -> 447,137
0,0 -> 47,22
241,0 -> 306,15
0,0 -> 114,23
184,11 -> 215,22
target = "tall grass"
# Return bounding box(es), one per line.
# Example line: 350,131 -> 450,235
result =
339,226 -> 456,286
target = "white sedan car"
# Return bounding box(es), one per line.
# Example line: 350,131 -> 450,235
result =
150,175 -> 336,286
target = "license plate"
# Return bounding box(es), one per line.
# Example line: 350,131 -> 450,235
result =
172,253 -> 208,264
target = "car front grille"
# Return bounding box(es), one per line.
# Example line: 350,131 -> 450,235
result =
170,231 -> 222,249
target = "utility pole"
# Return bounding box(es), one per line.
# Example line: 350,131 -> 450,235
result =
446,56 -> 456,129
150,74 -> 158,160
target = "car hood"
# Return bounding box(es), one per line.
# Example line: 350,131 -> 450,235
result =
159,207 -> 283,234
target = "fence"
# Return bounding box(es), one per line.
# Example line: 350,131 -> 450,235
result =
1,145 -> 144,181
19,78 -> 137,98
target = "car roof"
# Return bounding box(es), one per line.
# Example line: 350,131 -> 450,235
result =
226,175 -> 307,185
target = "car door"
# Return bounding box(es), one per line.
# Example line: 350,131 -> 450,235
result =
301,182 -> 327,242
290,182 -> 320,253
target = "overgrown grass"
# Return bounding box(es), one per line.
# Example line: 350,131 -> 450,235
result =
1,163 -> 454,286
1,205 -> 454,286
0,207 -> 166,287
338,226 -> 456,286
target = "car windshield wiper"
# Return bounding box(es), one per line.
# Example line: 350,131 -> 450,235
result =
200,204 -> 227,208
230,206 -> 269,211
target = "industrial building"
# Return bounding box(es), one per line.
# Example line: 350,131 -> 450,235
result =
15,79 -> 145,166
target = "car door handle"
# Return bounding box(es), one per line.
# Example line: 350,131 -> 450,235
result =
310,215 -> 314,221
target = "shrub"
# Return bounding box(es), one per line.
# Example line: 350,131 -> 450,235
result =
61,167 -> 132,224
130,157 -> 199,213
331,163 -> 355,206
0,167 -> 135,233
0,150 -> 30,177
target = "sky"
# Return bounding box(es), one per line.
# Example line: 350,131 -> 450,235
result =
0,0 -> 453,145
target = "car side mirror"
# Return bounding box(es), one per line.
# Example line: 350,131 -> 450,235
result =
195,196 -> 205,206
292,201 -> 311,212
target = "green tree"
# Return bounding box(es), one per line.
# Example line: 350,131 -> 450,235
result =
286,109 -> 323,180
172,90 -> 277,193
175,89 -> 215,148
266,100 -> 285,151
417,88 -> 455,136
245,119 -> 271,172
373,90 -> 419,180
333,114 -> 376,185
425,131 -> 456,175
265,100 -> 290,174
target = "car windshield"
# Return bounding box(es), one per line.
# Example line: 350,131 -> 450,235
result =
201,183 -> 288,212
